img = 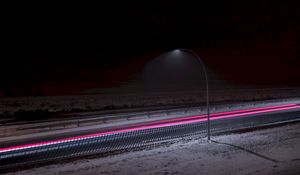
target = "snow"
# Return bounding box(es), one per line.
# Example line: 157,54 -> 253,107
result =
1,87 -> 300,117
5,123 -> 300,175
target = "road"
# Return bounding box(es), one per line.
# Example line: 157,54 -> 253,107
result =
1,103 -> 300,171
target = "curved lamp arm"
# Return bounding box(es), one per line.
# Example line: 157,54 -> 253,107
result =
178,49 -> 211,141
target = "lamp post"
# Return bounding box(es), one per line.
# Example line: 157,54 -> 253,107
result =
175,49 -> 211,141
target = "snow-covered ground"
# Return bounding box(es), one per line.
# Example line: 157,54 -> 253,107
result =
1,87 -> 300,117
5,123 -> 300,175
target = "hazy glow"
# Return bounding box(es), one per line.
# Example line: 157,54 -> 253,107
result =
172,49 -> 181,54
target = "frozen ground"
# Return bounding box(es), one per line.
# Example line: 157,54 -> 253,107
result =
1,87 -> 300,116
5,123 -> 300,175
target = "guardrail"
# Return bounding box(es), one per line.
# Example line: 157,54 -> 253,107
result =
0,98 -> 298,139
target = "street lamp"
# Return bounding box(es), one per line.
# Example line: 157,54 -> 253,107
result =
173,49 -> 211,141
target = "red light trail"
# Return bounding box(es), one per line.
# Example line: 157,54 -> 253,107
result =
0,103 -> 299,153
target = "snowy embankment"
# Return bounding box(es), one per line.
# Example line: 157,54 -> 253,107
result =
0,87 -> 299,139
5,122 -> 300,175
0,96 -> 299,139
1,87 -> 300,116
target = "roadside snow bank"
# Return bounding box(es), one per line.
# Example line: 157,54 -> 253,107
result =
1,87 -> 300,116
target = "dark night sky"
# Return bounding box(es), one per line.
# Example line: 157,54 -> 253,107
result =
1,0 -> 300,96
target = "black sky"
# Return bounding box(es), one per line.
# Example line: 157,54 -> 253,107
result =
2,0 -> 300,96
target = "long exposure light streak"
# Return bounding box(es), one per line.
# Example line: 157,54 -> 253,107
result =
0,103 -> 299,153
